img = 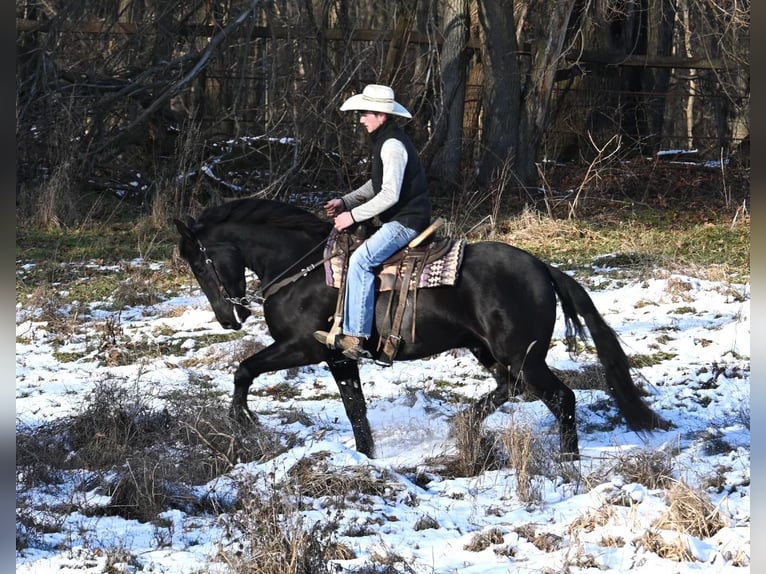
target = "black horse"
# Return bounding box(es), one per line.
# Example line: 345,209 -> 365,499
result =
174,197 -> 668,459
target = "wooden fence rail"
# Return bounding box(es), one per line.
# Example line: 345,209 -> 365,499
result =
16,18 -> 729,70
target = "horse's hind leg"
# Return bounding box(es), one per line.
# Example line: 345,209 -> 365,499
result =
523,362 -> 579,459
450,347 -> 520,442
467,346 -> 579,460
326,357 -> 375,458
465,346 -> 525,420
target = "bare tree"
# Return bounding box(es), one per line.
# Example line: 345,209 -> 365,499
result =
516,0 -> 578,188
431,0 -> 470,188
474,0 -> 523,189
16,0 -> 749,223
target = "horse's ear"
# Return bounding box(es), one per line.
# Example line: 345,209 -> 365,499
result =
174,217 -> 197,241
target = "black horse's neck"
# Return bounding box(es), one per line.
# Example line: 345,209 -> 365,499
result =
196,198 -> 332,285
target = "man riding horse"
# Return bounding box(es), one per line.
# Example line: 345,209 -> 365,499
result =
313,84 -> 432,360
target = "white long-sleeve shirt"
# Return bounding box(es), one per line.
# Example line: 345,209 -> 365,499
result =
341,139 -> 408,223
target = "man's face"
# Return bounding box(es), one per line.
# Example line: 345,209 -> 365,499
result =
359,111 -> 386,132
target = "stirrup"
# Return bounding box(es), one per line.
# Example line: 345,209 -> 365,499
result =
313,330 -> 336,348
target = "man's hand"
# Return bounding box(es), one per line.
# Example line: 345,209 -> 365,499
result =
333,211 -> 355,231
323,198 -> 344,218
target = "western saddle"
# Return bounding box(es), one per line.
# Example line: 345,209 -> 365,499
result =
322,218 -> 465,365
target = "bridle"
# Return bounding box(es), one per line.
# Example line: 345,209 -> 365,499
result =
191,232 -> 336,307
192,237 -> 250,306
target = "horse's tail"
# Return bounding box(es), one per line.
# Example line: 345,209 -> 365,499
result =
546,264 -> 670,431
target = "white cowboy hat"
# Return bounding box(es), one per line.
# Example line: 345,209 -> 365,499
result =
340,84 -> 412,118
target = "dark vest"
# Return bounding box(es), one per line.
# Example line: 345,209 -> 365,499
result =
369,121 -> 431,232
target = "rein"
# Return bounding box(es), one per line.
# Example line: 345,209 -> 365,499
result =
257,237 -> 334,301
193,232 -> 334,307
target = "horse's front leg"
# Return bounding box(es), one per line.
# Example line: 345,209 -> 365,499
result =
229,341 -> 316,424
326,357 -> 375,458
230,364 -> 256,423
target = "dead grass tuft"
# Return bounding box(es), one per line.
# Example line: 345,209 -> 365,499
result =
230,337 -> 268,363
663,277 -> 696,302
499,418 -> 557,503
19,284 -> 84,340
440,407 -> 504,477
99,457 -> 183,520
498,205 -> 583,246
654,481 -> 727,538
552,364 -> 609,392
493,543 -> 518,557
16,378 -> 290,523
586,448 -> 675,491
513,523 -> 537,541
437,410 -> 559,501
413,514 -> 440,531
365,544 -> 418,573
284,452 -> 398,502
111,276 -> 164,308
32,161 -> 79,229
598,534 -> 625,548
218,484 -> 353,574
463,527 -> 505,551
531,532 -> 565,552
636,529 -> 695,562
567,504 -> 615,534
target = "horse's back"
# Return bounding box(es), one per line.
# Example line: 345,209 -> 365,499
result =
385,240 -> 558,358
460,241 -> 555,293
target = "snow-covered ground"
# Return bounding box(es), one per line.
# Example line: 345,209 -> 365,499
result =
16,260 -> 750,573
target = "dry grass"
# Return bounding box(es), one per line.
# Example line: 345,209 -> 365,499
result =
437,407 -> 503,477
364,544 -> 418,574
413,514 -> 440,531
111,275 -> 164,309
216,451 -> 413,573
284,452 -> 400,503
598,534 -> 625,548
567,504 -> 615,534
530,531 -> 565,552
499,417 -> 558,503
654,481 -> 727,539
585,448 -> 675,492
552,364 -> 609,392
230,336 -> 269,363
636,529 -> 696,562
463,527 -> 505,551
487,202 -> 749,280
31,160 -> 79,229
497,205 -> 583,245
21,285 -> 68,325
15,378 -> 290,524
218,485 -> 354,574
433,406 -> 563,503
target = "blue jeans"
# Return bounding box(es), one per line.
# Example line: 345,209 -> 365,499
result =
344,221 -> 418,338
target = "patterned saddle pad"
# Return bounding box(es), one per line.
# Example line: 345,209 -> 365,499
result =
323,230 -> 466,292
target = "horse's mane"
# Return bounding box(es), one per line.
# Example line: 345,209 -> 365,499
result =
197,197 -> 331,236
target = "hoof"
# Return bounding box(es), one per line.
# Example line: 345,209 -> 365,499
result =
229,404 -> 258,426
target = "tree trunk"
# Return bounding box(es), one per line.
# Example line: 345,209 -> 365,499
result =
680,0 -> 696,149
640,0 -> 676,155
515,0 -> 577,189
475,0 -> 521,190
381,0 -> 417,87
432,0 -> 469,188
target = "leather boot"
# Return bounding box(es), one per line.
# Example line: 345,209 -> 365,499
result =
313,331 -> 367,360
